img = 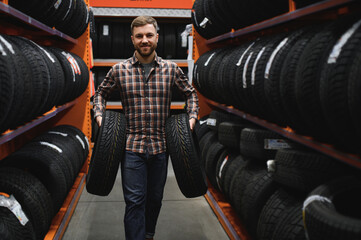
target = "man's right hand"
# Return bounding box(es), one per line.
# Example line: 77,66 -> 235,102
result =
96,116 -> 102,127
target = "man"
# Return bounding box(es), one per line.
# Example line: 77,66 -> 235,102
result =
93,16 -> 199,240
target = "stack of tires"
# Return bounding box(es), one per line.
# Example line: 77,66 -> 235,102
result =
191,0 -> 290,39
93,21 -> 189,59
195,110 -> 358,240
0,125 -> 89,240
193,15 -> 361,153
0,34 -> 89,134
8,0 -> 89,38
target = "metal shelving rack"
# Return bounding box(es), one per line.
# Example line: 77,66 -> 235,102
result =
192,0 -> 361,239
0,1 -> 92,239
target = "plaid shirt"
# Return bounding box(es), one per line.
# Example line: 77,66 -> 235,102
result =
93,54 -> 199,155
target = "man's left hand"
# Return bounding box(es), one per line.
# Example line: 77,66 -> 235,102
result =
189,118 -> 196,131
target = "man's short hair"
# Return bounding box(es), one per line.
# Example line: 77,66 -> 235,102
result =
131,15 -> 158,34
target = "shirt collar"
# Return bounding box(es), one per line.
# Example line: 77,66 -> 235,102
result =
131,52 -> 161,66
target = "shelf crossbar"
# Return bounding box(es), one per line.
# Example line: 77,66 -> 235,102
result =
0,101 -> 77,146
206,0 -> 355,44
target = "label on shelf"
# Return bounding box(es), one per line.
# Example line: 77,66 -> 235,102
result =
0,194 -> 29,226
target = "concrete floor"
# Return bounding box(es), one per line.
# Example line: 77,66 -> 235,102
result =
62,160 -> 230,240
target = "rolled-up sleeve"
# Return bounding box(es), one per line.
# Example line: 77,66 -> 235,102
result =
93,66 -> 118,118
175,66 -> 199,119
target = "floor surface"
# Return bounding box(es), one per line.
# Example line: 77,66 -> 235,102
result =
62,160 -> 230,240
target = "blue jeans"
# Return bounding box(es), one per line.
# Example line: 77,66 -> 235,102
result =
121,150 -> 168,240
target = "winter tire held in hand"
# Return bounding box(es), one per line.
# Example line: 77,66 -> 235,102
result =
86,110 -> 126,196
165,113 -> 208,198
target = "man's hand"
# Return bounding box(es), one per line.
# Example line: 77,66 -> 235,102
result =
189,118 -> 196,131
96,116 -> 102,127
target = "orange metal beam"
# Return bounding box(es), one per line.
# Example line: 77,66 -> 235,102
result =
89,0 -> 192,9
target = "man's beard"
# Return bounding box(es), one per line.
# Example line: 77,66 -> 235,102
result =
135,43 -> 157,57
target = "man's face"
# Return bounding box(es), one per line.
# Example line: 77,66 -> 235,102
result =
131,23 -> 158,57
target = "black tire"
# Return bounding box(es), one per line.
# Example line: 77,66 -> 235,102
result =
272,201 -> 306,240
165,113 -> 208,198
303,176 -> 361,240
228,42 -> 257,110
205,141 -> 226,191
123,24 -> 134,58
194,115 -> 211,141
112,22 -> 125,59
229,160 -> 264,218
46,47 -> 76,105
218,121 -> 247,151
191,0 -> 210,39
250,34 -> 286,121
86,110 -> 126,196
0,36 -> 15,131
41,0 -> 72,27
207,47 -> 234,104
295,17 -> 358,141
348,30 -> 361,150
9,36 -> 50,121
2,36 -> 34,129
199,130 -> 217,166
0,206 -> 36,240
240,127 -> 292,161
320,18 -> 361,151
271,148 -> 352,192
241,37 -> 272,116
97,21 -> 113,58
0,167 -> 53,240
239,169 -> 277,238
52,125 -> 90,169
2,144 -> 69,214
263,29 -> 305,126
220,154 -> 245,200
257,188 -> 304,240
31,133 -> 77,188
207,110 -> 242,132
56,0 -> 89,39
214,150 -> 236,193
279,27 -> 321,134
70,52 -> 89,99
27,41 -> 62,114
163,24 -> 176,59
